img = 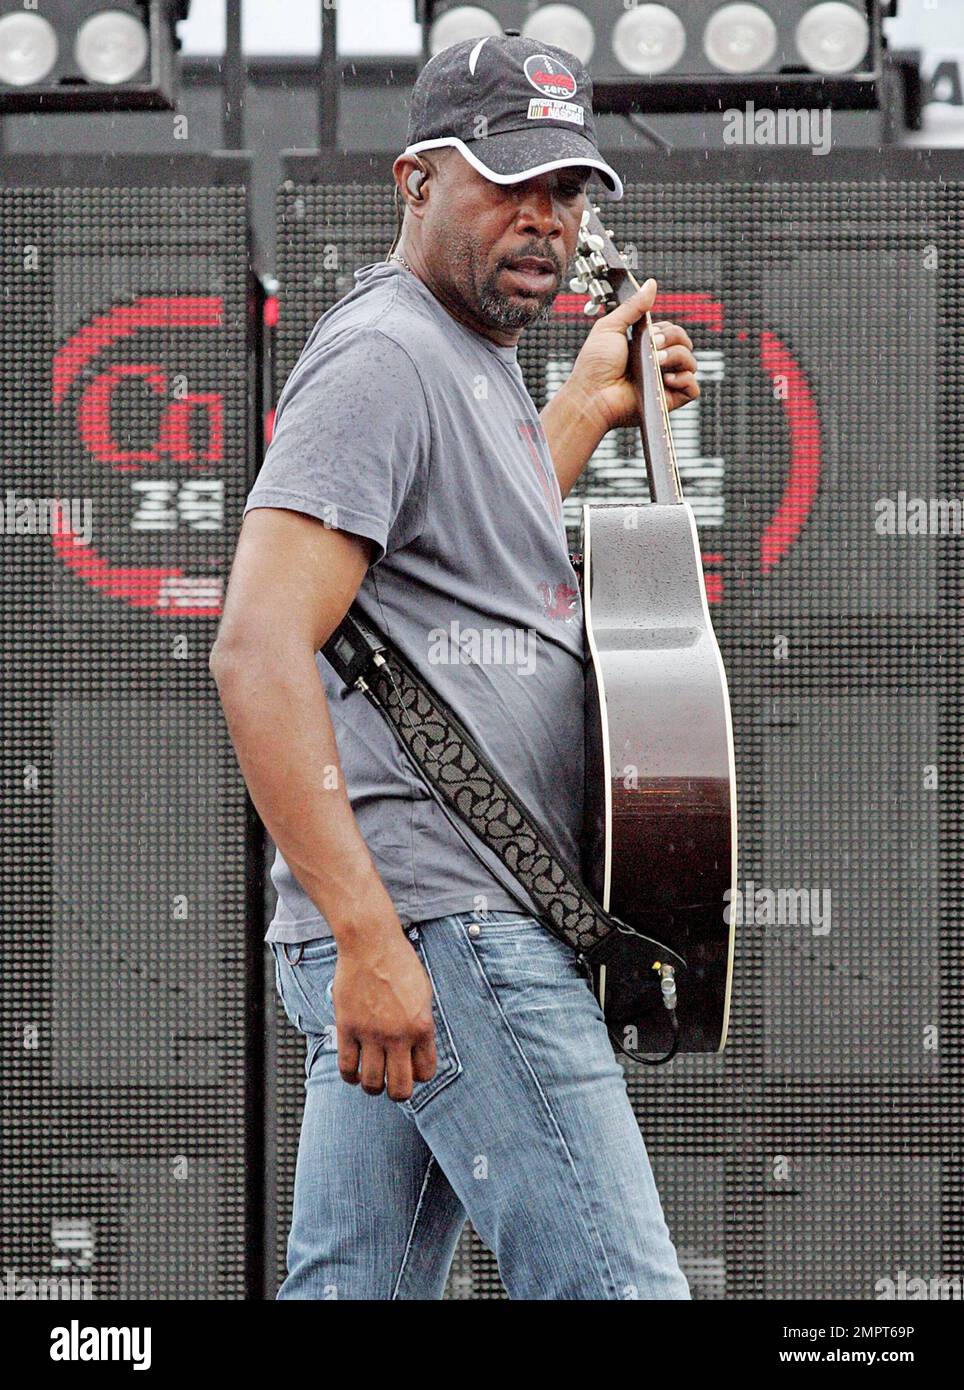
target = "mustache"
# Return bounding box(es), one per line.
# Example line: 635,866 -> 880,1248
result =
499,248 -> 564,276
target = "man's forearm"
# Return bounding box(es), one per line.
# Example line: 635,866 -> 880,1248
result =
540,375 -> 610,500
210,642 -> 399,946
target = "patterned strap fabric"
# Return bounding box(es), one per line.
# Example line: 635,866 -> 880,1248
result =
325,609 -> 682,966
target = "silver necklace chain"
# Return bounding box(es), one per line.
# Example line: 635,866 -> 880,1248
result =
389,251 -> 413,272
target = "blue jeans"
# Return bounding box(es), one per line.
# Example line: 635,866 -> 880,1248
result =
270,908 -> 691,1300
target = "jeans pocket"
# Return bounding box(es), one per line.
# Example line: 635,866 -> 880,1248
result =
461,912 -> 593,999
290,935 -> 339,965
272,943 -> 305,1032
272,939 -> 337,1036
401,926 -> 463,1115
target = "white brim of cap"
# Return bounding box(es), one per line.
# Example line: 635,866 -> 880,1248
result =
401,135 -> 624,201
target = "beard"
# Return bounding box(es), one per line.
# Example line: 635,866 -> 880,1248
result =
477,267 -> 560,331
446,225 -> 566,333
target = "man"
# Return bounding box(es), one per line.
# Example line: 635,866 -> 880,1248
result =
210,33 -> 700,1300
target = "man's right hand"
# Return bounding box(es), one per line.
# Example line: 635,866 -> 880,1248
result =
332,922 -> 437,1102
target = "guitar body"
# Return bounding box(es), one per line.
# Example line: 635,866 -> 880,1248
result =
581,501 -> 737,1053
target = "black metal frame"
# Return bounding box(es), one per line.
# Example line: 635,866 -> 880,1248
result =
0,147 -> 251,185
281,143 -> 964,189
186,2 -> 342,156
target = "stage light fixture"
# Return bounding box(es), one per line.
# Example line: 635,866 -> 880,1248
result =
521,4 -> 595,65
0,12 -> 58,87
75,8 -> 150,85
418,3 -> 888,114
428,5 -> 501,56
796,1 -> 870,74
0,0 -> 187,111
703,3 -> 779,74
611,4 -> 687,77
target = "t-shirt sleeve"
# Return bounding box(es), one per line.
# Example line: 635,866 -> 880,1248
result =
243,326 -> 430,565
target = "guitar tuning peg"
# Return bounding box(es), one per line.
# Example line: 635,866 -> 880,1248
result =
583,299 -> 600,317
584,233 -> 604,252
589,276 -> 611,299
569,276 -> 589,293
606,229 -> 614,238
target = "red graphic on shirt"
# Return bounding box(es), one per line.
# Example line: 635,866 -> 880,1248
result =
539,580 -> 578,621
516,418 -> 562,521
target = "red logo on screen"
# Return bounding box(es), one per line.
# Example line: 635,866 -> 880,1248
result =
51,295 -> 227,618
553,289 -> 822,604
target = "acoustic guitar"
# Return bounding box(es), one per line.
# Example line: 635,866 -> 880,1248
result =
572,207 -> 738,1055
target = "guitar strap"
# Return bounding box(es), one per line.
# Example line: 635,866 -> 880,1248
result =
320,604 -> 683,971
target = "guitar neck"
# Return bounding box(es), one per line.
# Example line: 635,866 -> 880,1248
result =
623,272 -> 682,506
575,207 -> 683,507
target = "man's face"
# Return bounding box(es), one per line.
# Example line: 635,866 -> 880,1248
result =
415,151 -> 591,338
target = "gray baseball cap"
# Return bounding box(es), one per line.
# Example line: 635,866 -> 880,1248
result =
403,33 -> 623,200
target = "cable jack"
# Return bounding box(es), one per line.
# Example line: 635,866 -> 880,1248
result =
660,962 -> 678,1012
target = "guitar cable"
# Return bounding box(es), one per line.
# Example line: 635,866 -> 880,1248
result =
610,979 -> 681,1068
613,1023 -> 679,1068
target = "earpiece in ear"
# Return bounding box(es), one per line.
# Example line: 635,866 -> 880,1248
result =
406,168 -> 427,201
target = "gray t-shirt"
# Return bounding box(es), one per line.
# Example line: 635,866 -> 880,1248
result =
243,259 -> 585,942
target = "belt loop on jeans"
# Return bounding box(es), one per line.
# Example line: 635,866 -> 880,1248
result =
283,942 -> 305,966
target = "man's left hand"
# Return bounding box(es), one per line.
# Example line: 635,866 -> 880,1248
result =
567,278 -> 700,432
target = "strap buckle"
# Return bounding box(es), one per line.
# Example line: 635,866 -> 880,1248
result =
321,610 -> 386,694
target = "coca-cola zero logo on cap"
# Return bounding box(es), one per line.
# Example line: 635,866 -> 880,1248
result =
523,54 -> 577,99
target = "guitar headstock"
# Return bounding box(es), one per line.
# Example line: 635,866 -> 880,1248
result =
572,205 -> 682,505
571,205 -> 638,316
